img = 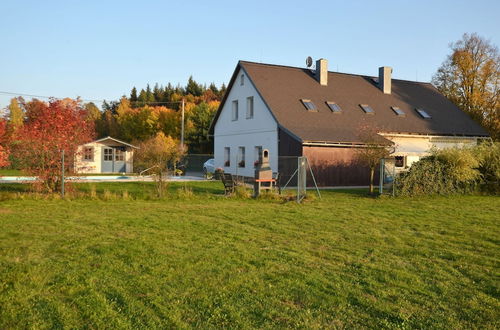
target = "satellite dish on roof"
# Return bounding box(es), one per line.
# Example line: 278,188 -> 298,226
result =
306,56 -> 313,68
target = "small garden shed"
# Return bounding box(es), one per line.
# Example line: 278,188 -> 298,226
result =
75,136 -> 138,174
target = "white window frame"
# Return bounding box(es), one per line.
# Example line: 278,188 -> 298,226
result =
224,147 -> 230,167
246,96 -> 254,119
238,146 -> 245,168
232,100 -> 238,121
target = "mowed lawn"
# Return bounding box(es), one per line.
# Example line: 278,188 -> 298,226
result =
0,182 -> 498,328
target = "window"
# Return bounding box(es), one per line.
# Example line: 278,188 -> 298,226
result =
301,99 -> 317,111
391,106 -> 405,116
246,96 -> 254,119
224,147 -> 230,167
232,100 -> 238,121
395,156 -> 405,168
238,147 -> 245,168
115,149 -> 124,161
104,148 -> 113,161
359,104 -> 375,114
254,146 -> 262,167
326,101 -> 342,113
416,108 -> 432,119
83,147 -> 94,161
240,74 -> 245,86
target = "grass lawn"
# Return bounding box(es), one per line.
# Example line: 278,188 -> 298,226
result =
0,169 -> 25,176
0,182 -> 498,328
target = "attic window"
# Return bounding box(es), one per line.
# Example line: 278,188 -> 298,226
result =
359,104 -> 375,114
326,102 -> 342,113
240,74 -> 244,86
301,99 -> 317,111
416,108 -> 432,119
391,106 -> 405,116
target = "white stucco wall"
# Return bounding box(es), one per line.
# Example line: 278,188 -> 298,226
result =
380,133 -> 480,169
214,68 -> 279,177
75,140 -> 135,174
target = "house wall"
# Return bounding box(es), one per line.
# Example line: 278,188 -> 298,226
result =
75,141 -> 134,174
214,68 -> 279,177
303,146 -> 377,186
381,134 -> 480,169
302,134 -> 482,186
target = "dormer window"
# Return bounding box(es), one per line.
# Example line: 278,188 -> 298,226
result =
416,108 -> 432,119
391,106 -> 405,116
359,104 -> 375,114
326,102 -> 342,113
301,99 -> 317,111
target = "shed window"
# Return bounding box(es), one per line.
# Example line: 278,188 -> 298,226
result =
301,99 -> 317,111
104,148 -> 113,161
83,147 -> 94,161
326,101 -> 342,113
115,149 -> 125,161
391,106 -> 405,116
246,96 -> 254,119
416,108 -> 432,119
224,147 -> 230,167
359,104 -> 375,114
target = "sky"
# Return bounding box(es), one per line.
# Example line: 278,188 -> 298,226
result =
0,0 -> 499,110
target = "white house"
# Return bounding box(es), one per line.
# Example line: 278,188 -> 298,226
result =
75,136 -> 138,174
209,59 -> 489,186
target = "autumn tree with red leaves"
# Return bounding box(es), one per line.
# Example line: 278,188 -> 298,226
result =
0,119 -> 10,168
14,98 -> 95,192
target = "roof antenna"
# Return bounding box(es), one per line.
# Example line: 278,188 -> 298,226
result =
306,56 -> 313,68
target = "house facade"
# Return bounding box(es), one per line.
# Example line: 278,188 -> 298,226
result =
75,137 -> 138,174
210,59 -> 489,186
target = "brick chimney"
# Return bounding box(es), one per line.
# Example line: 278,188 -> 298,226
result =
379,66 -> 392,94
316,59 -> 328,86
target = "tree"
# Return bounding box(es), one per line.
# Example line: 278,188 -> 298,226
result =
130,87 -> 138,104
0,119 -> 10,167
84,102 -> 101,122
134,132 -> 185,197
186,76 -> 203,97
432,33 -> 500,140
7,97 -> 24,134
14,99 -> 95,192
355,126 -> 395,195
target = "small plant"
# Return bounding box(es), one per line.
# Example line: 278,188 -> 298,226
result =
176,184 -> 194,199
89,185 -> 97,199
234,186 -> 251,199
122,190 -> 130,200
102,189 -> 115,201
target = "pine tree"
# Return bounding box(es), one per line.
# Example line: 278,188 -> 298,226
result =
130,87 -> 138,104
186,76 -> 203,96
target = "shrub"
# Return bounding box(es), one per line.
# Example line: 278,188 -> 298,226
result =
395,147 -> 482,196
474,141 -> 500,193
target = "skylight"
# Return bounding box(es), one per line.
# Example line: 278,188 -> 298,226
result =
391,106 -> 405,116
326,101 -> 342,113
359,104 -> 375,114
301,99 -> 317,111
416,108 -> 432,119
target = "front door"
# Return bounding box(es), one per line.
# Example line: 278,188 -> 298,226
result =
114,148 -> 126,173
102,147 -> 114,173
101,147 -> 126,173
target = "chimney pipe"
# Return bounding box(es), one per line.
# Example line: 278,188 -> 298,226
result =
379,66 -> 392,94
316,59 -> 328,86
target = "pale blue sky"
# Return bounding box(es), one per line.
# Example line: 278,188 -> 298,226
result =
0,0 -> 499,109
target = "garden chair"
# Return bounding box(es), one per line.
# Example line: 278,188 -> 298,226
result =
220,173 -> 237,195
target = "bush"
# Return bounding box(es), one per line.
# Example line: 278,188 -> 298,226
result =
395,146 -> 488,197
474,142 -> 500,193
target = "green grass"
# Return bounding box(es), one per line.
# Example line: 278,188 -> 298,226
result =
0,182 -> 498,328
0,169 -> 25,176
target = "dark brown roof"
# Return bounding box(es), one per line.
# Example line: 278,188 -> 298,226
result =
210,61 -> 489,143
